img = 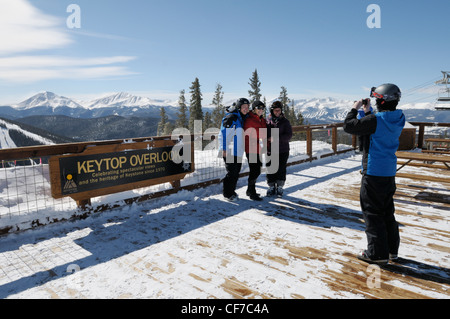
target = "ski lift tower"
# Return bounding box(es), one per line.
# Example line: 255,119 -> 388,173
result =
435,71 -> 450,110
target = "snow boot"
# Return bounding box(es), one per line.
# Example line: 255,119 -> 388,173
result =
266,185 -> 276,197
357,250 -> 388,265
389,253 -> 398,262
249,193 -> 263,201
276,186 -> 284,197
246,184 -> 263,201
276,180 -> 285,197
224,193 -> 238,202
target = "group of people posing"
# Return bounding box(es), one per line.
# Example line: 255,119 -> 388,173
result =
218,83 -> 407,266
218,98 -> 292,202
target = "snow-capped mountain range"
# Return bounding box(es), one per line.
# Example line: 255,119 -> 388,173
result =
1,91 -> 449,124
1,91 -> 181,120
16,91 -> 84,109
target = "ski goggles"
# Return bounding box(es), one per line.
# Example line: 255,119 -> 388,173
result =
370,87 -> 401,101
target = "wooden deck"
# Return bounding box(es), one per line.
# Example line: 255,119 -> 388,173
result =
0,154 -> 448,299
396,151 -> 450,183
327,172 -> 450,298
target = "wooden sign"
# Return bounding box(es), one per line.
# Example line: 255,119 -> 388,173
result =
49,139 -> 194,202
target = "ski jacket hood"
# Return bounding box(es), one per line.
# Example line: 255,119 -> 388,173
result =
218,109 -> 248,157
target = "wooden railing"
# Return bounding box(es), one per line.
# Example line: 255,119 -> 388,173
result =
408,122 -> 450,149
0,122 -> 356,234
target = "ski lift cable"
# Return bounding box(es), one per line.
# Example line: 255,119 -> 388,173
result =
404,76 -> 441,90
400,74 -> 450,105
401,78 -> 442,101
402,85 -> 437,99
406,93 -> 439,104
402,77 -> 441,95
402,85 -> 436,98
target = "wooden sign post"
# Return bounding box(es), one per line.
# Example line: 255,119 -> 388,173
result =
49,139 -> 194,207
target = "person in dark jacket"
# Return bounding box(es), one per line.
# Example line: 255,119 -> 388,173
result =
344,83 -> 405,265
218,98 -> 250,201
266,101 -> 292,197
244,100 -> 268,201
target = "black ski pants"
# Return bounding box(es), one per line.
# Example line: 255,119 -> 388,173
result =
267,152 -> 289,187
246,153 -> 263,184
222,156 -> 242,198
360,174 -> 400,260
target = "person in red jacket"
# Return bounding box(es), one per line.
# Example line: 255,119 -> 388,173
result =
244,100 -> 268,201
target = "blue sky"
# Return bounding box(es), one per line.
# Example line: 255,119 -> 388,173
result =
0,0 -> 448,105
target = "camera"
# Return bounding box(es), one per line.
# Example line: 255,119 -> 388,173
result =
362,98 -> 370,106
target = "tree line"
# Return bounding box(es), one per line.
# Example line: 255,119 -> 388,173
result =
157,69 -> 306,136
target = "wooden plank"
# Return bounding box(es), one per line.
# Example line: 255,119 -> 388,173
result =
397,160 -> 449,169
422,150 -> 450,155
396,151 -> 450,163
396,172 -> 450,183
0,135 -> 180,161
425,138 -> 450,143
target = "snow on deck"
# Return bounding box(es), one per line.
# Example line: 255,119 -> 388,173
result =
0,153 -> 448,299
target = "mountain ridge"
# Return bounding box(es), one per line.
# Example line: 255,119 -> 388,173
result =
1,91 -> 449,125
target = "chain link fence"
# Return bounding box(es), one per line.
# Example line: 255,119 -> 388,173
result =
0,125 -> 355,233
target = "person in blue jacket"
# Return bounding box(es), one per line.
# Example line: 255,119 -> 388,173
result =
218,98 -> 250,201
344,83 -> 405,265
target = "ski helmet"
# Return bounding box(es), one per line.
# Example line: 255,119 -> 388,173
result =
235,98 -> 250,110
226,98 -> 249,112
370,84 -> 401,102
370,83 -> 401,111
270,101 -> 283,116
251,100 -> 266,111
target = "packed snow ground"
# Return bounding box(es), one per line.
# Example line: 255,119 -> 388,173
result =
0,153 -> 448,299
0,139 -> 350,230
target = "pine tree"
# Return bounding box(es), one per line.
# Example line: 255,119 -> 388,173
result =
204,111 -> 213,129
248,69 -> 262,103
163,121 -> 175,136
278,86 -> 294,123
278,86 -> 291,110
189,77 -> 203,133
263,96 -> 268,117
286,99 -> 296,125
157,107 -> 168,136
176,89 -> 188,129
211,83 -> 225,128
296,111 -> 305,126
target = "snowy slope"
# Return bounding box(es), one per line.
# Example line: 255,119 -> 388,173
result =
0,118 -> 55,149
0,125 -> 16,149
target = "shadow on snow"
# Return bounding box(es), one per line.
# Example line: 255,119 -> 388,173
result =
1,155 -> 448,297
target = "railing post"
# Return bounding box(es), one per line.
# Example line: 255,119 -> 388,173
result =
352,135 -> 357,149
170,180 -> 181,189
418,124 -> 425,149
306,129 -> 313,159
332,126 -> 338,153
76,198 -> 91,210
